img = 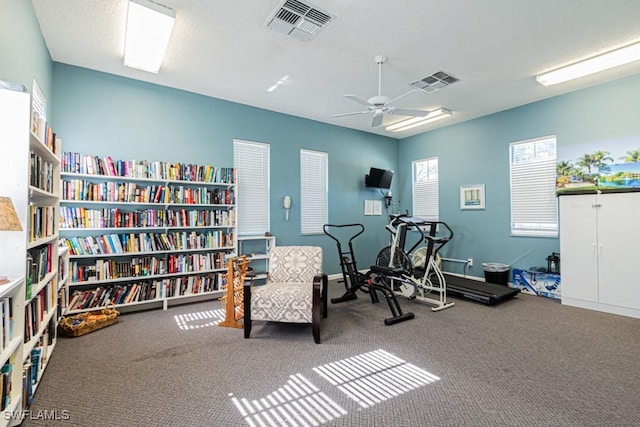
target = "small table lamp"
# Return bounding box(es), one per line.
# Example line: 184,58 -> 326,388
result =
0,196 -> 22,231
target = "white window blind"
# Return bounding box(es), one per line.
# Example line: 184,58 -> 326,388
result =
510,136 -> 558,237
300,149 -> 328,235
413,157 -> 439,222
234,139 -> 270,235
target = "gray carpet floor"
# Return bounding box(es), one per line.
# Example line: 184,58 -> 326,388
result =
22,280 -> 640,426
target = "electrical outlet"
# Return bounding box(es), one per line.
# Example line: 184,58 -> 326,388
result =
467,258 -> 473,267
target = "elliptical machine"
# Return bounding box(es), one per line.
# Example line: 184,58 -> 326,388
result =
323,223 -> 414,325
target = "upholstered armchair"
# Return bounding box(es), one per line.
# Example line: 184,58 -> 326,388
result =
243,246 -> 328,343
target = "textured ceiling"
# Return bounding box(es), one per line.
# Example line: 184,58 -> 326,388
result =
31,0 -> 640,138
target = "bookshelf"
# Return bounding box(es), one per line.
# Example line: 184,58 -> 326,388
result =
0,83 -> 61,422
238,235 -> 276,283
59,153 -> 236,313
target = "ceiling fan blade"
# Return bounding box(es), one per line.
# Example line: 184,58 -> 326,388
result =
387,108 -> 430,117
331,110 -> 370,118
344,94 -> 374,107
385,89 -> 424,108
371,111 -> 384,127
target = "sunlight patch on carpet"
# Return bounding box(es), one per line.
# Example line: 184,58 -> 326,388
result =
174,308 -> 226,330
230,373 -> 347,426
312,349 -> 440,409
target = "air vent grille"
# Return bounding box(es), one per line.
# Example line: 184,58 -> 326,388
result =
410,71 -> 459,93
275,8 -> 301,25
306,9 -> 332,25
266,0 -> 335,42
283,0 -> 309,15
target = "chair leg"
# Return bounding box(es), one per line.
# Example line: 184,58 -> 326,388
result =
312,317 -> 320,344
313,276 -> 321,343
243,281 -> 252,339
321,274 -> 328,319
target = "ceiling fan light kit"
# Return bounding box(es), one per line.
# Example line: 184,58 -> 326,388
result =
331,55 -> 431,128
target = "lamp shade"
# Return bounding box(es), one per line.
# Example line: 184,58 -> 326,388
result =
0,196 -> 23,231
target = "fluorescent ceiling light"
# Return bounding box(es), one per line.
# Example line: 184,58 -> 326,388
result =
124,0 -> 176,73
385,108 -> 453,132
536,41 -> 640,86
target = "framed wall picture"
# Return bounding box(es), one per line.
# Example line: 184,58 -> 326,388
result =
460,184 -> 485,210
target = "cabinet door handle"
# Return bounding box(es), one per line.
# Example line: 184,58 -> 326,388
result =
592,243 -> 597,254
598,243 -> 603,254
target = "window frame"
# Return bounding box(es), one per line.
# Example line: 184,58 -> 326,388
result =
300,148 -> 328,235
412,157 -> 439,222
509,135 -> 558,238
233,139 -> 270,236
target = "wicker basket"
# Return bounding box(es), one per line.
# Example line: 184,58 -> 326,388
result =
59,303 -> 120,337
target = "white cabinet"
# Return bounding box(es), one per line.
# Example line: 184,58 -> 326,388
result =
560,192 -> 640,318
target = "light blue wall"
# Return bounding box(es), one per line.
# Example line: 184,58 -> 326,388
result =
0,0 -> 53,105
399,73 -> 640,277
52,64 -> 400,274
5,1 -> 640,279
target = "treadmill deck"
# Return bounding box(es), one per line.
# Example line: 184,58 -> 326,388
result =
443,274 -> 519,305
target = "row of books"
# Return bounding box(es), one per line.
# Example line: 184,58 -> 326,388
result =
60,230 -> 234,256
69,282 -> 160,310
28,205 -> 55,243
71,256 -> 168,283
31,110 -> 59,154
29,152 -> 55,193
67,273 -> 221,310
22,328 -> 53,411
25,287 -> 53,343
61,152 -> 236,184
62,179 -> 235,205
69,251 -> 231,283
0,298 -> 13,355
60,206 -> 236,229
26,244 -> 53,294
1,361 -> 11,411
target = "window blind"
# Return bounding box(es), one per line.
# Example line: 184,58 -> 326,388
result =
300,149 -> 328,235
233,139 -> 270,235
510,136 -> 558,237
413,157 -> 439,222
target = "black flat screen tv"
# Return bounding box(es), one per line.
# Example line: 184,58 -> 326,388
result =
365,167 -> 393,189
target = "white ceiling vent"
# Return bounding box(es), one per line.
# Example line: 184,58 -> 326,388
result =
410,71 -> 459,93
266,0 -> 335,42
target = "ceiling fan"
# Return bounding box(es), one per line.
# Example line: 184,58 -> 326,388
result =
331,55 -> 428,127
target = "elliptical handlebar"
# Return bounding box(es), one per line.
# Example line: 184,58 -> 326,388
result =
323,223 -> 365,246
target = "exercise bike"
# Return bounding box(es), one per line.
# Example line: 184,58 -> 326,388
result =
323,223 -> 414,325
370,214 -> 455,312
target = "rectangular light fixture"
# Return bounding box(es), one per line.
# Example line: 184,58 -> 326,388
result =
536,41 -> 640,86
385,108 -> 453,132
124,0 -> 176,73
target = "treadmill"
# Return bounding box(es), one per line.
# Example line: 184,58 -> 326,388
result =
443,274 -> 519,305
386,214 -> 519,306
